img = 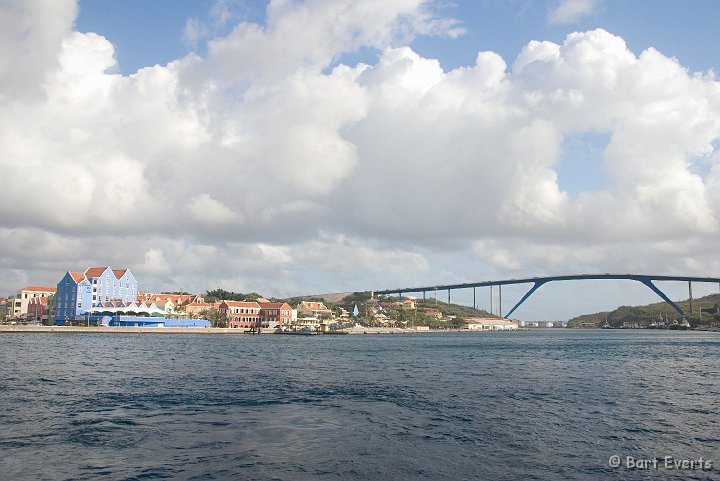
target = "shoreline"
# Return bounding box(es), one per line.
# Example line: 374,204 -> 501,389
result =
0,325 -> 517,335
0,325 -> 247,335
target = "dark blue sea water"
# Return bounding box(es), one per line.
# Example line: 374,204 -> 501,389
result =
1,330 -> 718,481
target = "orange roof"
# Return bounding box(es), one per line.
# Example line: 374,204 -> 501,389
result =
186,299 -> 211,307
84,267 -> 109,278
300,301 -> 329,310
69,272 -> 86,283
259,302 -> 291,309
20,286 -> 56,293
142,293 -> 197,305
112,269 -> 128,279
221,300 -> 261,308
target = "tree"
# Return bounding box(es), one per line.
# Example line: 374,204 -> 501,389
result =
201,308 -> 228,328
204,288 -> 263,303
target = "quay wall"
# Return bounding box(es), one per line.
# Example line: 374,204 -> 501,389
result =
0,326 -> 514,335
0,326 -> 246,335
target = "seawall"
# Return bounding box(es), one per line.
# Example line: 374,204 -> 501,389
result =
0,326 -> 247,335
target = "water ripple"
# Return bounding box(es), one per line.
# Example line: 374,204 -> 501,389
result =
0,330 -> 718,480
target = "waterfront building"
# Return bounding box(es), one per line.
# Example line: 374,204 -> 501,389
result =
54,267 -> 137,323
137,292 -> 195,307
258,302 -> 294,329
184,297 -> 214,317
54,272 -> 92,322
84,267 -> 137,305
136,293 -> 213,318
47,294 -> 55,324
219,301 -> 262,329
27,296 -> 49,322
464,318 -> 518,331
0,297 -> 8,317
295,316 -> 321,329
296,301 -> 332,318
9,286 -> 56,319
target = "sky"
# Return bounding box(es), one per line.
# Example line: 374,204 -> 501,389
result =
2,0 -> 720,321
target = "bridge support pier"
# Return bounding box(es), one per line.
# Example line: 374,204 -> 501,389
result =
490,286 -> 493,315
499,285 -> 502,318
506,280 -> 549,318
638,278 -> 684,315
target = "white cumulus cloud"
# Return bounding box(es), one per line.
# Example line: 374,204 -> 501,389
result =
548,0 -> 601,25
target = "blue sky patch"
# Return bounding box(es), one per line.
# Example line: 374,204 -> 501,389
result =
556,130 -> 612,197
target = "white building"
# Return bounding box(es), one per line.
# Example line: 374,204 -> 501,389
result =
465,317 -> 518,331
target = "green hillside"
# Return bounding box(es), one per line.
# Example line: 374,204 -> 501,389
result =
567,293 -> 720,328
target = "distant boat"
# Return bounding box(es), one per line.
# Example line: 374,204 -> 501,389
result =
278,328 -> 320,336
668,319 -> 690,330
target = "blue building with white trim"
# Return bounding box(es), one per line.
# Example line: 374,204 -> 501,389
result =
55,266 -> 138,324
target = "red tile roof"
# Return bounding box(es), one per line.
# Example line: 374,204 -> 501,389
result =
20,286 -> 57,293
299,301 -> 330,311
186,299 -> 211,307
137,293 -> 198,305
221,300 -> 261,308
112,269 -> 128,279
84,267 -> 109,278
69,272 -> 86,283
258,302 -> 291,309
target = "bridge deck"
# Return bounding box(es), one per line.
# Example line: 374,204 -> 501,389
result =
374,274 -> 720,317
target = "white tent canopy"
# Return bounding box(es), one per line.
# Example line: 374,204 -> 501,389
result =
86,302 -> 167,316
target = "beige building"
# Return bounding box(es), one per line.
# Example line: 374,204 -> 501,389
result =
9,286 -> 56,318
297,301 -> 332,318
401,299 -> 417,310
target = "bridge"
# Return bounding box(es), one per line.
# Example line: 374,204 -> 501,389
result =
374,274 -> 720,318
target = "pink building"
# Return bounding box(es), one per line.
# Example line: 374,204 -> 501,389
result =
220,301 -> 262,329
258,302 -> 293,328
